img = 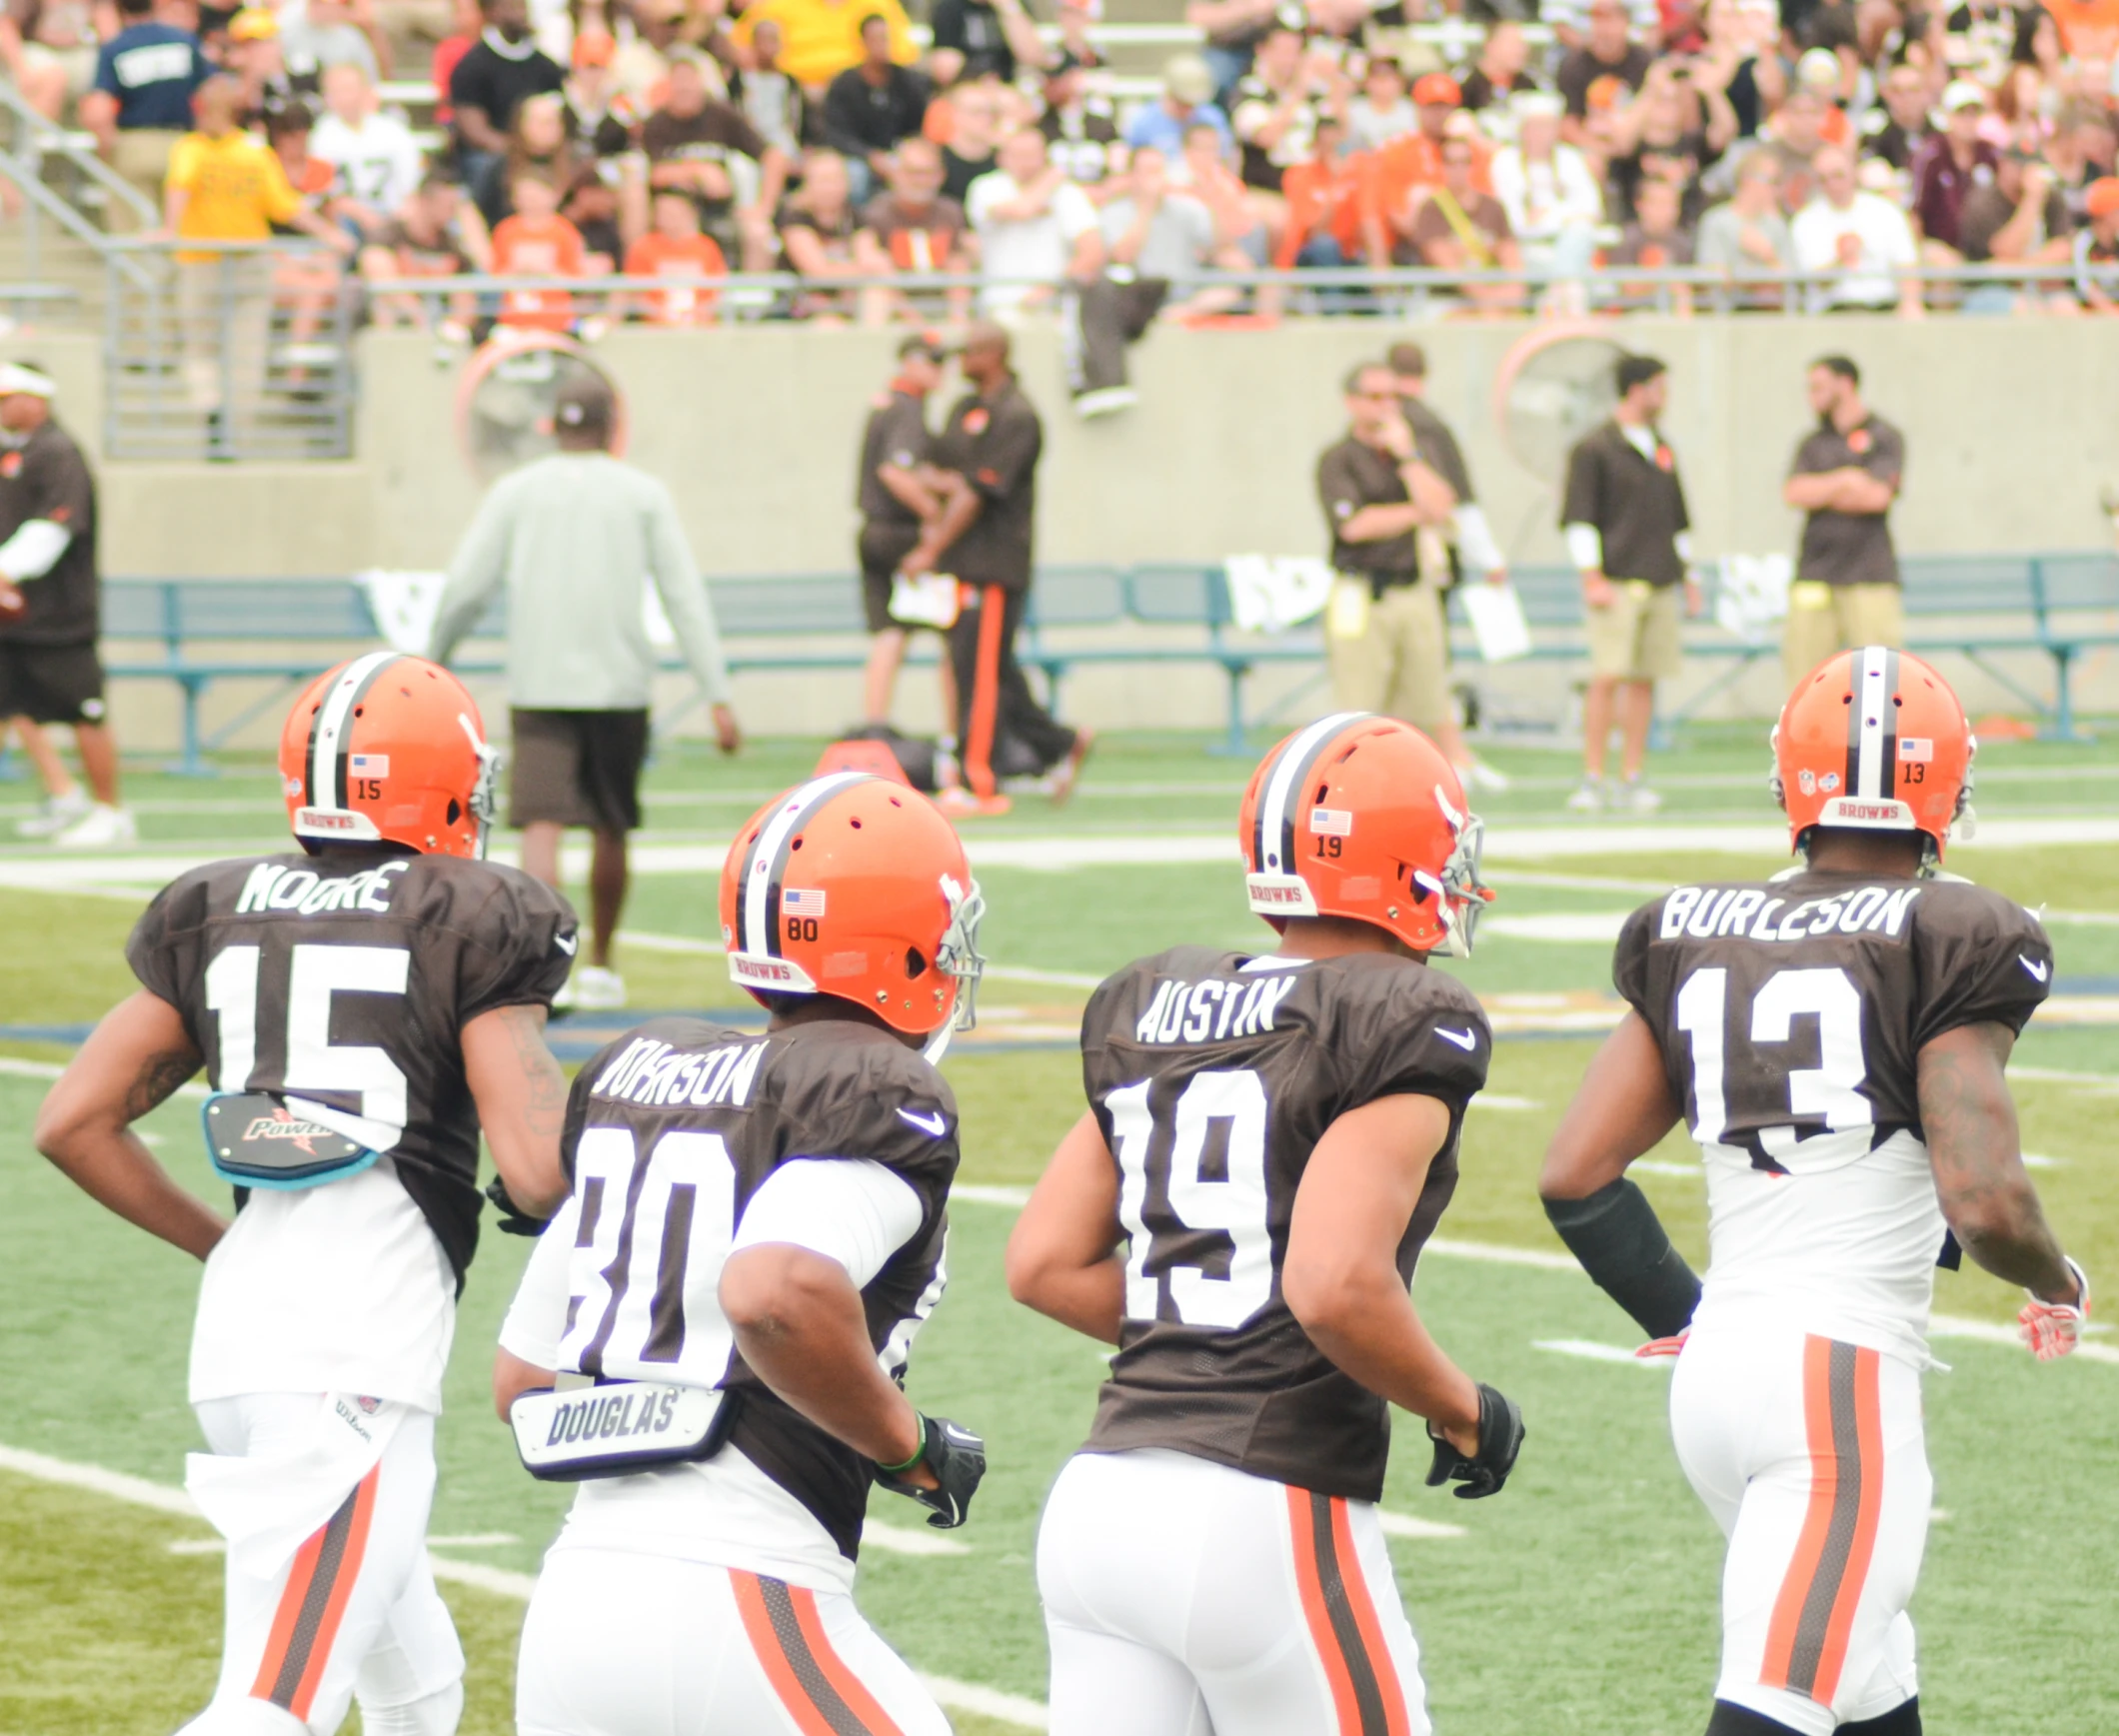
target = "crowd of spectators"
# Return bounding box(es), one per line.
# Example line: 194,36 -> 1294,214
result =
12,0 -> 2119,324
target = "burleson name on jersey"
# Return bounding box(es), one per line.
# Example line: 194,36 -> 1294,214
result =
590,1034 -> 765,1109
1132,969 -> 1302,1045
234,858 -> 410,916
1660,882 -> 1922,945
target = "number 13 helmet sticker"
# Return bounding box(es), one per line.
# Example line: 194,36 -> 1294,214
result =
1238,713 -> 1494,957
279,653 -> 500,860
721,773 -> 987,1047
1773,647 -> 1975,865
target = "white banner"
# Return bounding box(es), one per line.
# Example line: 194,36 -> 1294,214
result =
1715,554 -> 1792,645
1224,555 -> 1336,635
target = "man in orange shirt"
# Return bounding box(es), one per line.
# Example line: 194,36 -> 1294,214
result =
1277,111 -> 1369,268
2047,0 -> 2119,62
1361,73 -> 1490,268
489,168 -> 586,331
625,186 -> 728,324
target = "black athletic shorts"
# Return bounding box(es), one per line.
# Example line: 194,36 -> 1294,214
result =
509,708 -> 651,833
0,641 -> 106,725
859,522 -> 926,634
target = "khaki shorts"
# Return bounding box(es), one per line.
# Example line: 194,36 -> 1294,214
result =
1782,580 -> 1906,691
1325,576 -> 1450,733
1586,580 -> 1683,683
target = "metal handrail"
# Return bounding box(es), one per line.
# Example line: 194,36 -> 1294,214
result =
0,152 -> 155,290
0,80 -> 158,230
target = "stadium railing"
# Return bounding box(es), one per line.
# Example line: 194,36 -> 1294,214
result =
100,554 -> 2118,772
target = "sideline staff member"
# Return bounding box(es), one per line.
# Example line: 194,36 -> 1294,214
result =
1386,341 -> 1507,586
1317,361 -> 1473,772
857,334 -> 959,729
1782,355 -> 1905,689
430,376 -> 741,1010
0,362 -> 134,848
1560,353 -> 1698,817
906,321 -> 1089,816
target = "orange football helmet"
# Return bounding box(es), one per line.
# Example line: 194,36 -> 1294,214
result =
1772,647 -> 1975,863
1238,713 -> 1493,955
721,773 -> 985,1044
279,653 -> 499,859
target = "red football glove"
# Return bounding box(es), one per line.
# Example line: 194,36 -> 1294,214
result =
1635,1329 -> 1690,1360
2019,1258 -> 2091,1362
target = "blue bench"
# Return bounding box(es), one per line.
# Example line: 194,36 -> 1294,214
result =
97,553 -> 2117,773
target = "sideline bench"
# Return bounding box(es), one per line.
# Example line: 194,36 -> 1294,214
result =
98,554 -> 2117,773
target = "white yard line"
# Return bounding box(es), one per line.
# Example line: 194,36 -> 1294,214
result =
1376,1511 -> 1468,1540
0,1441 -> 1036,1728
1534,1340 -> 1665,1367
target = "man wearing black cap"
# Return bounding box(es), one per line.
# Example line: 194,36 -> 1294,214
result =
0,363 -> 134,848
856,334 -> 959,727
904,321 -> 1090,816
429,375 -> 742,1009
1559,352 -> 1698,814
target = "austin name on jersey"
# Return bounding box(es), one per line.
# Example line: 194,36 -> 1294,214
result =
590,1033 -> 766,1109
1132,970 -> 1301,1046
234,859 -> 410,916
1661,881 -> 1922,945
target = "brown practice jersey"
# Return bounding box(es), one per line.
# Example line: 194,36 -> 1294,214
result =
1078,946 -> 1490,1501
126,847 -> 577,1285
560,1014 -> 960,1559
1614,869 -> 2051,1161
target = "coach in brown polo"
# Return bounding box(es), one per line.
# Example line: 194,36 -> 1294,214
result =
1559,353 -> 1698,815
1782,355 -> 1905,688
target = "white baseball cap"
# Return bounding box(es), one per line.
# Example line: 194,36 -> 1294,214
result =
1943,79 -> 1988,111
0,362 -> 55,399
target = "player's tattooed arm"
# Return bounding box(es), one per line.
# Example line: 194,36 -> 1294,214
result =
34,989 -> 226,1261
1919,1021 -> 2080,1304
464,1002 -> 571,1218
1007,1111 -> 1126,1345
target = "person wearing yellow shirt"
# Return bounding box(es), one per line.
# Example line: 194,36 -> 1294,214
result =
733,0 -> 915,93
162,75 -> 353,454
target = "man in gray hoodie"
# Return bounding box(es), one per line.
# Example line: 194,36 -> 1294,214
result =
429,375 -> 742,1009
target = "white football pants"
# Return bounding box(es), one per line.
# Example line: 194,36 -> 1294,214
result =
1671,1328 -> 1930,1736
515,1547 -> 952,1736
1037,1447 -> 1431,1736
180,1393 -> 465,1736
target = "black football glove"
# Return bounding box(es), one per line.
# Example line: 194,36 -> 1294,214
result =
1425,1382 -> 1524,1500
485,1175 -> 551,1237
874,1413 -> 987,1529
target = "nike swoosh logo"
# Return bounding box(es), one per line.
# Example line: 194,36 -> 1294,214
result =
554,933 -> 578,955
2020,955 -> 2049,981
1435,1026 -> 1478,1051
898,1106 -> 949,1137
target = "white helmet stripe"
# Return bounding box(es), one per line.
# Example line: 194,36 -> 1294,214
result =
1854,646 -> 1893,800
739,772 -> 870,956
1253,712 -> 1364,876
308,651 -> 400,811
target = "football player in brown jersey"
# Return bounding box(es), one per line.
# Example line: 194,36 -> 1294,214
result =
1008,713 -> 1522,1736
34,653 -> 577,1736
493,771 -> 989,1736
1539,648 -> 2089,1736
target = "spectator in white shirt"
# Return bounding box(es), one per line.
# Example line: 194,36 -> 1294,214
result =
1790,144 -> 1924,315
1098,145 -> 1249,313
311,61 -> 424,237
1489,92 -> 1602,303
1344,55 -> 1415,153
967,125 -> 1102,312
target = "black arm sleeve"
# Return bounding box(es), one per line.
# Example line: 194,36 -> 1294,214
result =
1543,1177 -> 1701,1339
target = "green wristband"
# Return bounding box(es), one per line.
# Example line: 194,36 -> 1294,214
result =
876,1415 -> 929,1476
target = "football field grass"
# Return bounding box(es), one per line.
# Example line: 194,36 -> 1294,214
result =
1,732 -> 2117,1734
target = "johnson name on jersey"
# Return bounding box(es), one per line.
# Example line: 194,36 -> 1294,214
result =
556,1015 -> 960,1560
1079,945 -> 1490,1501
1613,869 -> 2052,1359
126,846 -> 576,1283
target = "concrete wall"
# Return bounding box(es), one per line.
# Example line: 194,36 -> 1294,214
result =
17,317 -> 2119,746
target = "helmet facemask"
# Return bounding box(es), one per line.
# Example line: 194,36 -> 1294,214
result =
461,713 -> 500,859
924,874 -> 987,1065
1421,810 -> 1492,957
